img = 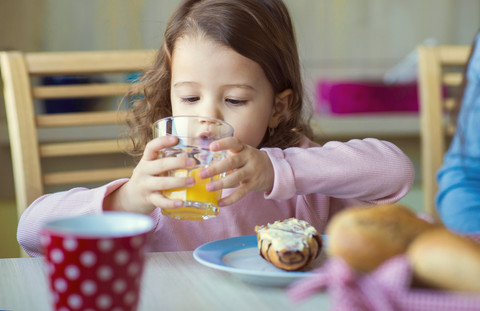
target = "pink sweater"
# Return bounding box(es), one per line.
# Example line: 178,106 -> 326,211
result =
18,137 -> 414,257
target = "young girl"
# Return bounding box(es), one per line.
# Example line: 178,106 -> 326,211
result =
18,0 -> 414,256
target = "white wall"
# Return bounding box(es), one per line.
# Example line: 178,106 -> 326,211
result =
38,0 -> 480,75
3,0 -> 479,89
37,0 -> 480,101
286,0 -> 479,94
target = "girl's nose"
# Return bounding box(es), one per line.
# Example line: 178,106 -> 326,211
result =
200,102 -> 223,121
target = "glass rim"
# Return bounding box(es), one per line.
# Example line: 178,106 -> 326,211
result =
153,115 -> 234,137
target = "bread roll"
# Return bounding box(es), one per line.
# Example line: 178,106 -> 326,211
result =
326,204 -> 438,272
255,218 -> 322,271
407,228 -> 480,292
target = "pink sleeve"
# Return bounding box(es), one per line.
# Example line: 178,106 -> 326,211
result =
17,179 -> 129,257
262,138 -> 414,203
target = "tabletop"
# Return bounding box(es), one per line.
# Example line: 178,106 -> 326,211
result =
0,251 -> 329,311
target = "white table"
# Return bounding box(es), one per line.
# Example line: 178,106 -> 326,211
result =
0,252 -> 329,311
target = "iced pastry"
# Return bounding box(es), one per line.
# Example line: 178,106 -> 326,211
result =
255,218 -> 322,271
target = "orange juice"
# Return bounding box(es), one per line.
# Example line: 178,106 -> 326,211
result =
162,168 -> 221,220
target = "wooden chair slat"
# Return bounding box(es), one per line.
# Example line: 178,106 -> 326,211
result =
443,98 -> 458,111
25,50 -> 154,75
442,72 -> 463,87
39,139 -> 132,157
32,83 -> 133,99
438,46 -> 471,65
36,111 -> 128,127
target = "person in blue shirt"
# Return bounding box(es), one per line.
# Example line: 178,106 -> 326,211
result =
437,31 -> 480,233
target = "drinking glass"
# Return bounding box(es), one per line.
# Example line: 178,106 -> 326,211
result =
153,116 -> 234,220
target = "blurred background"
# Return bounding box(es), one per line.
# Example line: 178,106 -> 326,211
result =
0,0 -> 479,257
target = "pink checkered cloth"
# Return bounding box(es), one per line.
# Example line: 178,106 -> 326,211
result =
288,236 -> 480,311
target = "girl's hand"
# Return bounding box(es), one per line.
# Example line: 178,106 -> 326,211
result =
199,137 -> 274,206
104,136 -> 196,214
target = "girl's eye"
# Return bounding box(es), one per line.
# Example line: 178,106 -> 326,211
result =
226,98 -> 247,106
181,97 -> 200,103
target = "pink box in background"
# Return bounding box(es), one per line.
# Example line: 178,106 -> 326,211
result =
316,80 -> 419,114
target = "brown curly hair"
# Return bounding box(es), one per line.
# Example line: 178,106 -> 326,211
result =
125,0 -> 312,160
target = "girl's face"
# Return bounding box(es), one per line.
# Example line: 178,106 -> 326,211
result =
170,35 -> 286,148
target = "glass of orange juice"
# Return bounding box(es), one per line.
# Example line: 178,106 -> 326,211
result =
153,116 -> 233,220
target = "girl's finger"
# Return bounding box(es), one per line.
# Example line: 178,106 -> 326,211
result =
218,185 -> 250,207
144,157 -> 197,176
149,175 -> 195,191
148,192 -> 184,209
142,136 -> 178,161
206,169 -> 245,191
210,137 -> 244,153
200,151 -> 246,179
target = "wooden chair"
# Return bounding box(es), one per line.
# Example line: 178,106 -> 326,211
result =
0,50 -> 155,256
418,45 -> 471,222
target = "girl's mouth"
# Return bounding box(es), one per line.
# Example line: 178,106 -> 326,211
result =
199,131 -> 214,140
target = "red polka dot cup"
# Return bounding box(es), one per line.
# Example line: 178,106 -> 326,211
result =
40,212 -> 154,311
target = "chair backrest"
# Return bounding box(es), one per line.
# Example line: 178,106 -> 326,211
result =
0,50 -> 154,232
418,45 -> 471,221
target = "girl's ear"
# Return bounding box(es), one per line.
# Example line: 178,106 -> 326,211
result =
269,89 -> 293,128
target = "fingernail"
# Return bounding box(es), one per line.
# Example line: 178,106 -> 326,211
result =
175,201 -> 184,207
186,158 -> 196,167
186,177 -> 195,186
218,200 -> 227,207
210,142 -> 218,151
206,183 -> 216,192
199,169 -> 208,179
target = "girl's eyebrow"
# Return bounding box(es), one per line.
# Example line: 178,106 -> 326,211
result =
173,81 -> 255,91
173,81 -> 198,88
224,84 -> 255,90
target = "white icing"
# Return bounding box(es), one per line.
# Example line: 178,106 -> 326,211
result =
256,218 -> 318,251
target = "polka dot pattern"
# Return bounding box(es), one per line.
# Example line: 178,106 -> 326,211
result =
41,233 -> 148,311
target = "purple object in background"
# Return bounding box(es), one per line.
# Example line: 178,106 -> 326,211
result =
316,80 -> 420,114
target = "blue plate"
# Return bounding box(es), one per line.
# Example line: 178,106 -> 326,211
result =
193,235 -> 327,286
